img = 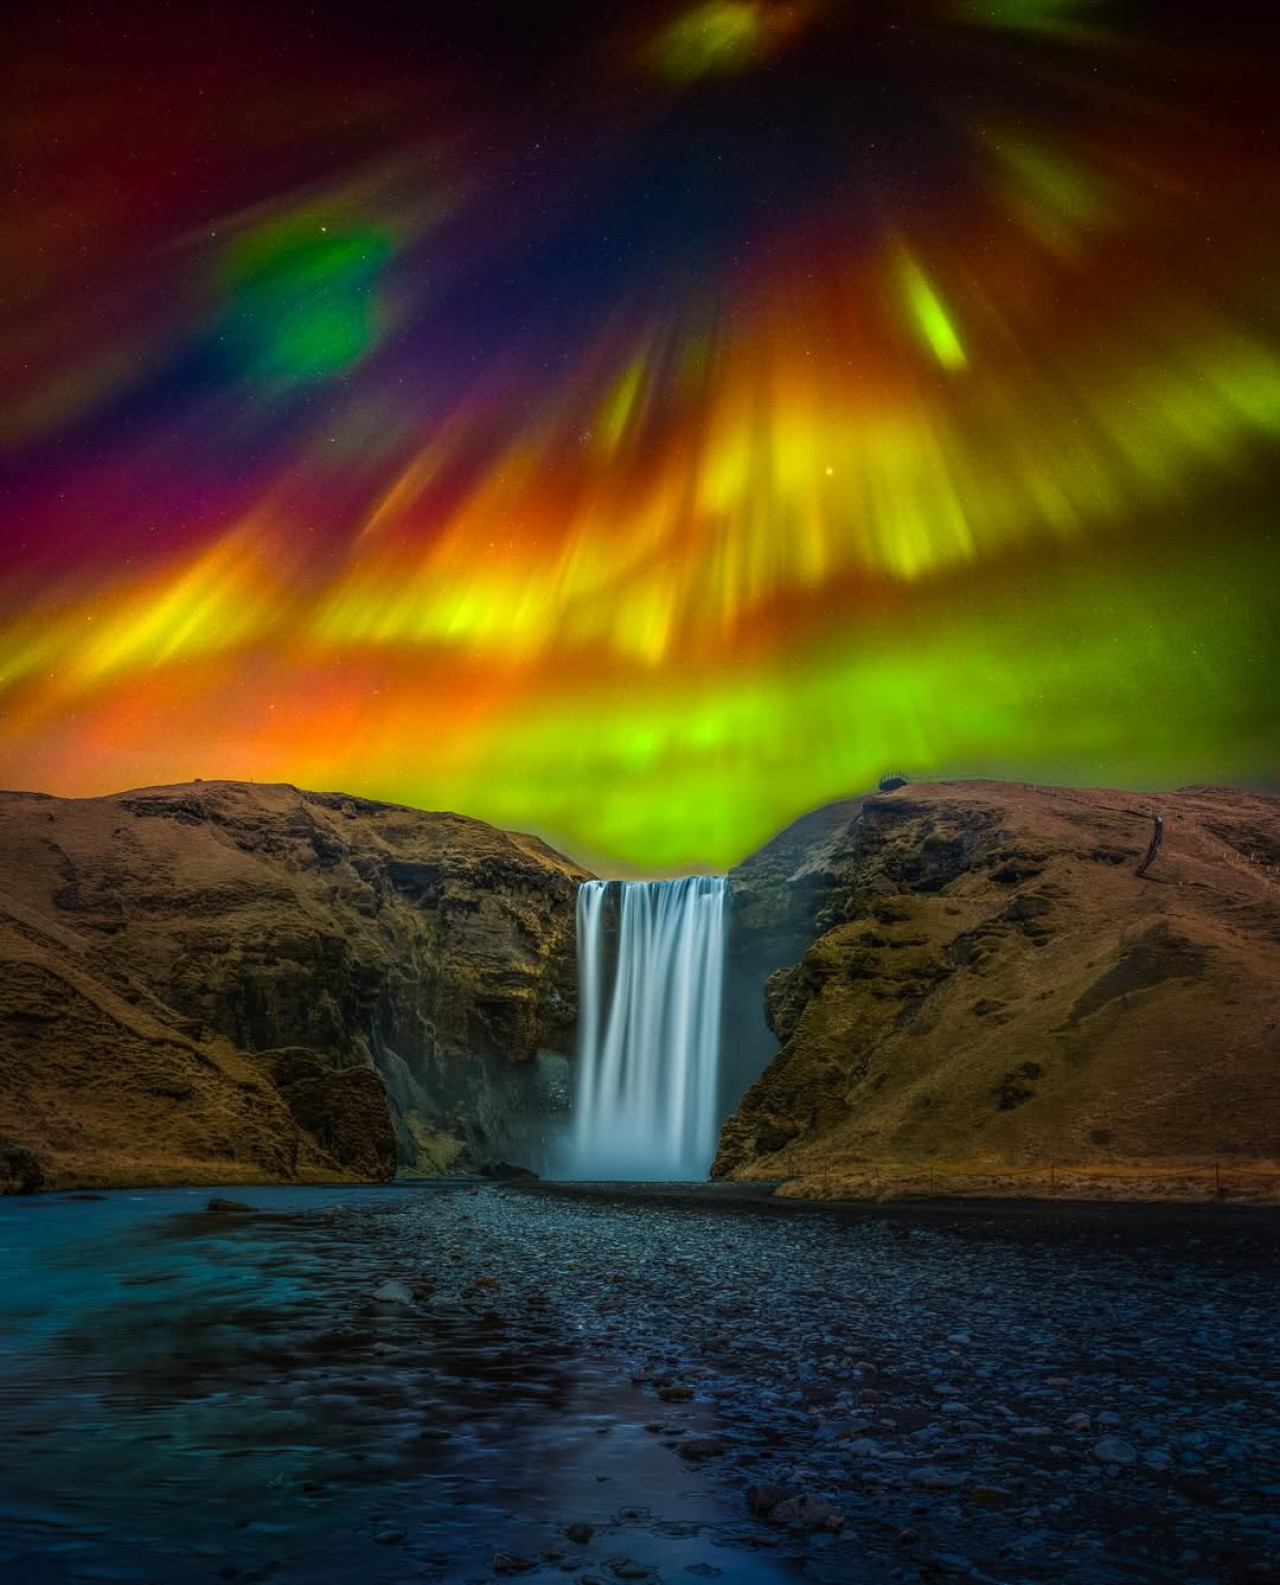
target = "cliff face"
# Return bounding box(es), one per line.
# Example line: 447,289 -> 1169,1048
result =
0,781 -> 591,1189
715,782 -> 1280,1185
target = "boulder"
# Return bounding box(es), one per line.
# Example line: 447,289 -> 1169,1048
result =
371,1279 -> 416,1306
767,1493 -> 845,1530
746,1482 -> 795,1515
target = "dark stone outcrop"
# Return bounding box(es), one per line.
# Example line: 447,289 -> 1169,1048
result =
478,1159 -> 541,1182
0,1138 -> 44,1194
259,1047 -> 398,1180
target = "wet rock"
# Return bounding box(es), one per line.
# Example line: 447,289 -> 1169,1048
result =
566,1522 -> 594,1543
659,1385 -> 693,1402
1093,1437 -> 1138,1466
374,1529 -> 405,1545
371,1278 -> 415,1305
746,1482 -> 795,1515
678,1438 -> 726,1459
768,1493 -> 845,1530
493,1552 -> 538,1574
207,1197 -> 255,1213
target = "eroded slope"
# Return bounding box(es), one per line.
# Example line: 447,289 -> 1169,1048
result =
715,782 -> 1280,1187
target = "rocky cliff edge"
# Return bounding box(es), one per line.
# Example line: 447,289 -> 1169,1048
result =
0,781 -> 591,1189
715,781 -> 1280,1192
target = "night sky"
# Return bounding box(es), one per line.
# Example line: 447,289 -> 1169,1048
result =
2,0 -> 1277,870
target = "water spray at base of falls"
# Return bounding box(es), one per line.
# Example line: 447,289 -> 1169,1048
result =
563,876 -> 730,1181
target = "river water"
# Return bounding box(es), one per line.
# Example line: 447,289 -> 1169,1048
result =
0,1185 -> 792,1585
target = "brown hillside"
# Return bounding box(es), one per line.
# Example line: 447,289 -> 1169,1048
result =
714,781 -> 1280,1192
0,781 -> 591,1189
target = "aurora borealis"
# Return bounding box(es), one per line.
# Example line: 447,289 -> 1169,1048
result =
2,1 -> 1277,870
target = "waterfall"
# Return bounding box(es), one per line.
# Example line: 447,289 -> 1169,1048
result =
564,876 -> 730,1181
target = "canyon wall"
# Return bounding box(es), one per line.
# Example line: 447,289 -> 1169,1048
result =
6,774 -> 1277,1196
0,781 -> 590,1189
715,781 -> 1280,1188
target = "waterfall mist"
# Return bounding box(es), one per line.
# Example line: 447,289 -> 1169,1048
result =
561,877 -> 730,1181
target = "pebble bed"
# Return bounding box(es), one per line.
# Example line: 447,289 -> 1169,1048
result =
355,1185 -> 1280,1583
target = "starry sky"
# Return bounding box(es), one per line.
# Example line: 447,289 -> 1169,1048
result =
2,0 -> 1277,871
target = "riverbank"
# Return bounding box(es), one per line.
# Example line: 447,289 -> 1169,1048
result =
522,1175 -> 1280,1229
3,1181 -> 1277,1582
762,1159 -> 1280,1205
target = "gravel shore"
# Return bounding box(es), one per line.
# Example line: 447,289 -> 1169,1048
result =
350,1183 -> 1280,1582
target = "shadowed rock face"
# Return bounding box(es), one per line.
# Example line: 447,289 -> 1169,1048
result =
0,781 -> 591,1189
715,782 -> 1280,1182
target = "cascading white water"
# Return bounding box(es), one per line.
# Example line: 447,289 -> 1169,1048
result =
564,876 -> 730,1181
